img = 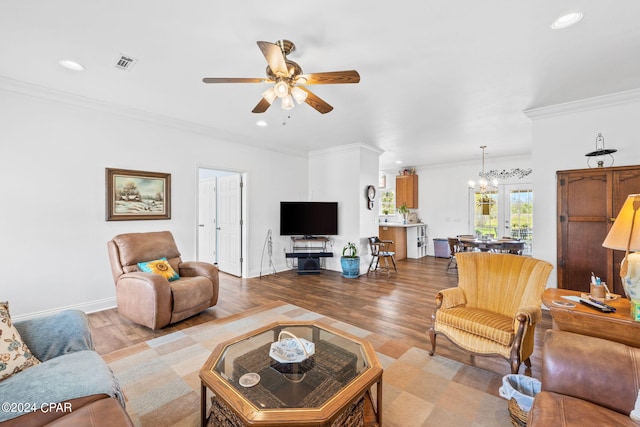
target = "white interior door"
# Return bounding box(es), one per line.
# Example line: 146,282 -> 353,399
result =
198,177 -> 216,264
217,174 -> 242,276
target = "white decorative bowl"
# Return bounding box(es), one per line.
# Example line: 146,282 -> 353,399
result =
269,331 -> 315,363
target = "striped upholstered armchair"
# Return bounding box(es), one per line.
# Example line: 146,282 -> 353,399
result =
428,252 -> 552,373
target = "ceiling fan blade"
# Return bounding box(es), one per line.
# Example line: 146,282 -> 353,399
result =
257,41 -> 289,78
202,77 -> 264,84
297,70 -> 360,85
299,87 -> 333,114
251,97 -> 272,114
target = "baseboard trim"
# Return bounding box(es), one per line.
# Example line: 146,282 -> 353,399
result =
12,297 -> 117,322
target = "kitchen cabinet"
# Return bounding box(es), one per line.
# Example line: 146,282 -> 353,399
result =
379,225 -> 407,260
396,175 -> 418,208
557,165 -> 640,295
378,223 -> 427,260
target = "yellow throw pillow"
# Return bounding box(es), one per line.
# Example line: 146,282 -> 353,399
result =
0,301 -> 40,381
137,257 -> 180,282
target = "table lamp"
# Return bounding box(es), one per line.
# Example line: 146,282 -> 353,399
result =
602,194 -> 640,318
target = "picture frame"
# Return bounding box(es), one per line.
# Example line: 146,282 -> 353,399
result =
106,168 -> 171,221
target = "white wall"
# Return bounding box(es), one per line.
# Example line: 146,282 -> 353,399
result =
0,87 -> 307,318
359,147 -> 382,244
527,90 -> 640,288
308,144 -> 381,273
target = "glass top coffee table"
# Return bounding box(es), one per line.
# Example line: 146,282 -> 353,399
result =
199,321 -> 383,426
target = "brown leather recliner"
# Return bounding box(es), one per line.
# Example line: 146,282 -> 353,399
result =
528,329 -> 640,426
107,231 -> 219,329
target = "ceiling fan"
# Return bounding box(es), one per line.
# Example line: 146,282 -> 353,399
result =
202,40 -> 360,114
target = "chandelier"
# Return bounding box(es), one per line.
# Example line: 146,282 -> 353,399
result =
480,167 -> 533,180
468,146 -> 533,193
468,146 -> 497,194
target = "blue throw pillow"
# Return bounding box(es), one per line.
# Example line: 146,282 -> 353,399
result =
137,257 -> 180,282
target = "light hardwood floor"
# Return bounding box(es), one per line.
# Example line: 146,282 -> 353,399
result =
89,255 -> 551,380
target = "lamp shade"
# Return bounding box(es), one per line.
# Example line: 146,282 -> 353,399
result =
290,86 -> 308,104
274,80 -> 289,98
602,194 -> 640,251
281,94 -> 294,110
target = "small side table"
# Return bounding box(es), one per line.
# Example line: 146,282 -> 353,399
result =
542,288 -> 640,347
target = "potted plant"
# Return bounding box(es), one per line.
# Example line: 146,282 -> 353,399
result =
340,242 -> 360,278
398,203 -> 410,224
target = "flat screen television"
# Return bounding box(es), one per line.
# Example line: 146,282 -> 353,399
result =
280,201 -> 338,237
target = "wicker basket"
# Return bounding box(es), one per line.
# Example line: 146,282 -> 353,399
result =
508,398 -> 528,427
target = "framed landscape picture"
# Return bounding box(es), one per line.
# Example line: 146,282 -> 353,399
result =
106,168 -> 171,221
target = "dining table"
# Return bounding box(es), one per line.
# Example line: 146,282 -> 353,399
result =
457,237 -> 526,254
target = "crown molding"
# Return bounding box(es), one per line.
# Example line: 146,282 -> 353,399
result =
523,87 -> 640,120
309,142 -> 384,158
0,76 -> 309,158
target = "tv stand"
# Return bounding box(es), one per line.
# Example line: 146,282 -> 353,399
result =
286,237 -> 333,274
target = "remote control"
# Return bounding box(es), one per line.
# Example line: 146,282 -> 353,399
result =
579,298 -> 615,313
588,297 -> 617,312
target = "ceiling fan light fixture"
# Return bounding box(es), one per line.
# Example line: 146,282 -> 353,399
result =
290,86 -> 307,104
274,80 -> 290,98
281,94 -> 294,110
262,87 -> 277,104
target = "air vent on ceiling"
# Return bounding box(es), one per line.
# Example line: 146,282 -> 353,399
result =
115,54 -> 137,71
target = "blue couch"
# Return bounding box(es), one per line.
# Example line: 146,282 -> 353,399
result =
0,310 -> 132,426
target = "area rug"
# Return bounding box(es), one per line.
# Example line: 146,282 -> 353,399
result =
103,302 -> 513,427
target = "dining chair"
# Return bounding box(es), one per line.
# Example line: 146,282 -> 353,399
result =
456,234 -> 478,252
447,237 -> 461,270
367,237 -> 397,278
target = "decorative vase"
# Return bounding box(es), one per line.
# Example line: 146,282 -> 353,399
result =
340,257 -> 360,278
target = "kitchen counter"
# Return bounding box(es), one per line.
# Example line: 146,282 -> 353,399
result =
379,223 -> 428,260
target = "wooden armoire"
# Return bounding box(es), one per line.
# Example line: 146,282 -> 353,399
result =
557,165 -> 640,295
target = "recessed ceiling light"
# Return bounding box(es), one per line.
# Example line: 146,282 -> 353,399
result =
58,59 -> 85,71
256,120 -> 267,127
395,160 -> 403,164
551,12 -> 583,29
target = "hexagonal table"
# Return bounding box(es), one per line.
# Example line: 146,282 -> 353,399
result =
199,321 -> 383,426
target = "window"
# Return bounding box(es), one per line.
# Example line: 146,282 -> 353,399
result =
380,191 -> 395,216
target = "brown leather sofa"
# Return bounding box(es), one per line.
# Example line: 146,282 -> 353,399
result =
2,395 -> 135,427
528,329 -> 640,426
2,310 -> 133,427
107,231 -> 219,329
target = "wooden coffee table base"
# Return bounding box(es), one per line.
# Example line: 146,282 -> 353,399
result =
206,394 -> 366,427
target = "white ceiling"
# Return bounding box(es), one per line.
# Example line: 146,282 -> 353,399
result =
2,1 -> 640,170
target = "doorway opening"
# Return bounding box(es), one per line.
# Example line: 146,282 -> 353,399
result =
469,184 -> 533,255
197,167 -> 245,277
